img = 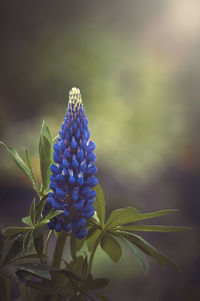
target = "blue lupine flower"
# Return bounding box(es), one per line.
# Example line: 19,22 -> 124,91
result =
46,87 -> 98,239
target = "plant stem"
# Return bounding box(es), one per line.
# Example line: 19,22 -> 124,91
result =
86,233 -> 103,278
52,231 -> 67,268
44,230 -> 52,260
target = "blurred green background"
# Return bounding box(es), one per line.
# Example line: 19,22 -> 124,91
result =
0,0 -> 200,300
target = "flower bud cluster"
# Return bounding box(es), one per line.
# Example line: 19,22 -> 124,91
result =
45,87 -> 98,239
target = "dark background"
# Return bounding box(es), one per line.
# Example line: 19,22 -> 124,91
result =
0,1 -> 200,300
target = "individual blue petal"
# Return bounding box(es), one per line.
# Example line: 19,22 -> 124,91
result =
69,175 -> 76,184
49,182 -> 56,192
70,126 -> 74,136
71,137 -> 78,149
62,158 -> 71,169
80,160 -> 87,173
87,141 -> 96,153
52,198 -> 63,210
77,148 -> 84,162
53,152 -> 62,164
53,143 -> 60,152
81,138 -> 87,149
72,189 -> 79,201
75,227 -> 88,239
55,187 -> 66,198
60,140 -> 66,152
76,174 -> 84,186
86,165 -> 97,176
85,177 -> 98,187
86,152 -> 96,164
59,130 -> 65,140
55,219 -> 63,232
64,148 -> 71,160
63,222 -> 72,232
82,209 -> 95,219
75,128 -> 80,139
50,164 -> 60,175
72,156 -> 79,169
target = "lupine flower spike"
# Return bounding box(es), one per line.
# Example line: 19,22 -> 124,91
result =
45,87 -> 98,239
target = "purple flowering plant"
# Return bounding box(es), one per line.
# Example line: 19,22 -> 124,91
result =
0,88 -> 190,300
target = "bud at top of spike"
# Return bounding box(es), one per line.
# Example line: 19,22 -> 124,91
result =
69,87 -> 82,111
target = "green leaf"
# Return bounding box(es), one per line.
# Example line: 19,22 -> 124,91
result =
0,141 -> 34,184
35,195 -> 48,222
39,121 -> 53,193
25,280 -> 63,300
2,235 -> 23,265
100,234 -> 122,263
36,210 -> 63,227
16,263 -> 52,280
24,148 -> 40,192
3,227 -> 33,237
76,237 -> 86,252
33,230 -> 44,262
106,208 -> 180,229
0,276 -> 11,301
87,228 -> 102,253
70,235 -> 77,260
23,231 -> 34,253
22,216 -> 33,226
93,184 -> 105,227
116,225 -> 192,232
106,207 -> 140,229
29,198 -> 36,225
81,277 -> 109,292
114,231 -> 180,271
126,241 -> 149,275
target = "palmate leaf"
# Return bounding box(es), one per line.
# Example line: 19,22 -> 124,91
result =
39,121 -> 53,194
92,184 -> 106,227
113,230 -> 179,271
106,207 -> 179,230
3,227 -> 33,237
100,233 -> 122,263
87,228 -> 102,253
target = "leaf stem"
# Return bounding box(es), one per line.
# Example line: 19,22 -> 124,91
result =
86,232 -> 103,278
44,230 -> 52,260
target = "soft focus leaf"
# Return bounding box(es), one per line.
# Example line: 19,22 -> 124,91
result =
106,207 -> 140,229
22,216 -> 33,226
2,235 -> 23,265
106,208 -> 180,229
87,228 -> 102,252
117,225 -> 191,232
115,230 -> 180,271
126,241 -> 149,275
100,234 -> 122,263
33,231 -> 44,262
81,277 -> 109,292
93,184 -> 105,227
25,280 -> 63,300
16,263 -> 52,280
36,210 -> 63,227
0,276 -> 11,301
39,121 -> 53,193
23,230 -> 34,253
76,236 -> 86,252
3,227 -> 33,237
24,148 -> 40,192
70,235 -> 77,260
0,141 -> 34,184
29,198 -> 36,225
35,195 -> 47,222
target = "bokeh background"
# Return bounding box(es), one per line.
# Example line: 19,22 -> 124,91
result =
0,0 -> 200,300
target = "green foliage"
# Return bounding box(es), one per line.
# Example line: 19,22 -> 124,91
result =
39,121 -> 53,194
0,120 -> 191,300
